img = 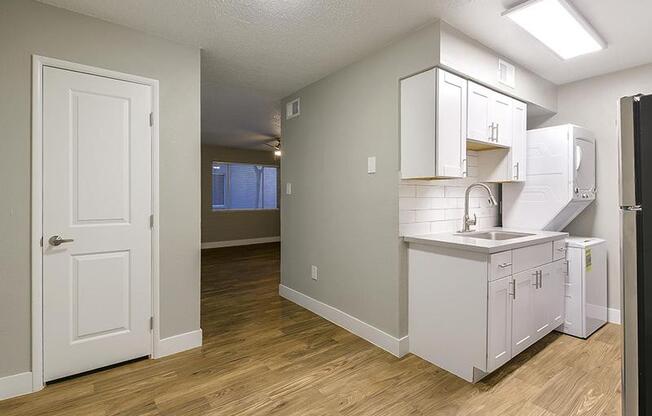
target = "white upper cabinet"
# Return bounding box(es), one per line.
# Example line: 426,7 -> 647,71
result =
467,82 -> 493,144
510,100 -> 527,182
467,80 -> 517,148
492,94 -> 513,147
400,68 -> 467,179
401,70 -> 527,182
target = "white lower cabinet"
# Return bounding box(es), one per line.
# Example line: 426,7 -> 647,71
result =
408,237 -> 567,383
511,269 -> 536,356
487,257 -> 567,370
487,277 -> 512,372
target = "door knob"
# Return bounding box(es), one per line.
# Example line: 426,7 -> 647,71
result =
49,235 -> 74,246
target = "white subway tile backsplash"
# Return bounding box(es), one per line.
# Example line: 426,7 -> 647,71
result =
400,222 -> 430,236
415,210 -> 446,222
399,210 -> 416,224
399,184 -> 416,197
416,186 -> 445,198
398,153 -> 500,237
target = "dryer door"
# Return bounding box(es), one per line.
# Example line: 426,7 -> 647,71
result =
574,136 -> 596,196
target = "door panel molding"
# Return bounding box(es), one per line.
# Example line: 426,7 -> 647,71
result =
31,55 -> 160,392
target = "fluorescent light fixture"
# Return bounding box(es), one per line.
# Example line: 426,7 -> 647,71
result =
503,0 -> 606,60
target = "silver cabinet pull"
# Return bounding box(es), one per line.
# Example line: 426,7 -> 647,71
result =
498,262 -> 512,268
510,280 -> 516,299
557,247 -> 566,252
495,123 -> 500,142
462,158 -> 467,177
49,235 -> 74,246
514,162 -> 519,180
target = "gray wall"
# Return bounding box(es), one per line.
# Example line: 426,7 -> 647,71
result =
281,23 -> 440,338
0,0 -> 201,378
201,145 -> 280,243
535,63 -> 652,312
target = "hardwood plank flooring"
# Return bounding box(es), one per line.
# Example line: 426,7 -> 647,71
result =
1,243 -> 621,415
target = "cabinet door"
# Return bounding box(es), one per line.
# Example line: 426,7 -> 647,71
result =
511,270 -> 536,356
510,100 -> 527,182
436,69 -> 467,177
493,93 -> 513,147
549,259 -> 566,329
487,276 -> 513,372
400,69 -> 436,179
467,81 -> 493,143
533,265 -> 551,341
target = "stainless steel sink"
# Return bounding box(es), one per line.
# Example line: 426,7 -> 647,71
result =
456,231 -> 534,240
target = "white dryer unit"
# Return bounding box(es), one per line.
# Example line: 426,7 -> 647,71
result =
561,237 -> 608,338
503,124 -> 596,231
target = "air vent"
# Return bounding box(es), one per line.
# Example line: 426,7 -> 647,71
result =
286,98 -> 300,120
497,59 -> 516,88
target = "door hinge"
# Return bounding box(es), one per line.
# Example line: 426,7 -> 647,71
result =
149,214 -> 154,229
149,316 -> 154,330
149,112 -> 154,127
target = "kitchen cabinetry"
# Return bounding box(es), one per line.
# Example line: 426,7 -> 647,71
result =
408,236 -> 567,382
400,68 -> 467,179
467,80 -> 514,147
400,68 -> 527,182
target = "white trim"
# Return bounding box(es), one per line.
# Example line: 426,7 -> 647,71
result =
279,285 -> 408,358
608,308 -> 622,325
202,236 -> 280,249
31,55 -> 160,391
0,372 -> 33,401
154,330 -> 203,359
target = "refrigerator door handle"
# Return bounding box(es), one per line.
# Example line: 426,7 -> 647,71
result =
621,205 -> 643,211
619,96 -> 639,207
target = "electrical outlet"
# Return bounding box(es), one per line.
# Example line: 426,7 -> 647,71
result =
311,265 -> 318,281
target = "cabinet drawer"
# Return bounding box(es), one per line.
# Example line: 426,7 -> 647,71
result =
553,239 -> 567,261
512,242 -> 553,274
489,251 -> 513,281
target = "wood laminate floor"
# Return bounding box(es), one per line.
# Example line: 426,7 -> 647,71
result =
1,243 -> 621,415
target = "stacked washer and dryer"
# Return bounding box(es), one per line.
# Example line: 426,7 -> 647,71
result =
502,124 -> 607,338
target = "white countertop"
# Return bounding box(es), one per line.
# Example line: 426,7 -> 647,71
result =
403,227 -> 568,254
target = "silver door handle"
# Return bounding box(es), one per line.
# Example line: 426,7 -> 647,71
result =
49,235 -> 74,246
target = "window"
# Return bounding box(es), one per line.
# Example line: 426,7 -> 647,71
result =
212,162 -> 278,210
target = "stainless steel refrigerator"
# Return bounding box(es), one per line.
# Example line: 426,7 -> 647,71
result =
620,94 -> 652,416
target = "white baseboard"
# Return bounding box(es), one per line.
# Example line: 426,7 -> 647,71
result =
608,308 -> 621,325
201,236 -> 280,249
279,284 -> 408,358
0,372 -> 33,401
155,329 -> 203,359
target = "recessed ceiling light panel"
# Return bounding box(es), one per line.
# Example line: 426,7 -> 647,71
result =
503,0 -> 606,60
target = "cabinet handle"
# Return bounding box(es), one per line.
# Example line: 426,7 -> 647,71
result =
495,123 -> 499,142
462,158 -> 467,176
556,247 -> 566,252
510,280 -> 516,299
513,162 -> 519,180
498,262 -> 512,268
538,270 -> 543,288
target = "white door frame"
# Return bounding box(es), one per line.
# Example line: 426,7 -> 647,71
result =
31,55 -> 161,391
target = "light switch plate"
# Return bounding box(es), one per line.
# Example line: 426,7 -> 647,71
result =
286,182 -> 292,195
311,265 -> 318,281
367,156 -> 376,174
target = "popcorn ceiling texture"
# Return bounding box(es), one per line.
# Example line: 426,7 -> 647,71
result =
399,150 -> 500,236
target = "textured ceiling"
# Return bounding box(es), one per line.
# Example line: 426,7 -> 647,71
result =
38,0 -> 652,149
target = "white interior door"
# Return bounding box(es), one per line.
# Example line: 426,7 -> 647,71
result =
42,66 -> 153,382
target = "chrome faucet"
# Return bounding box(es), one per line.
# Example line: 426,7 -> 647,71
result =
460,183 -> 498,233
